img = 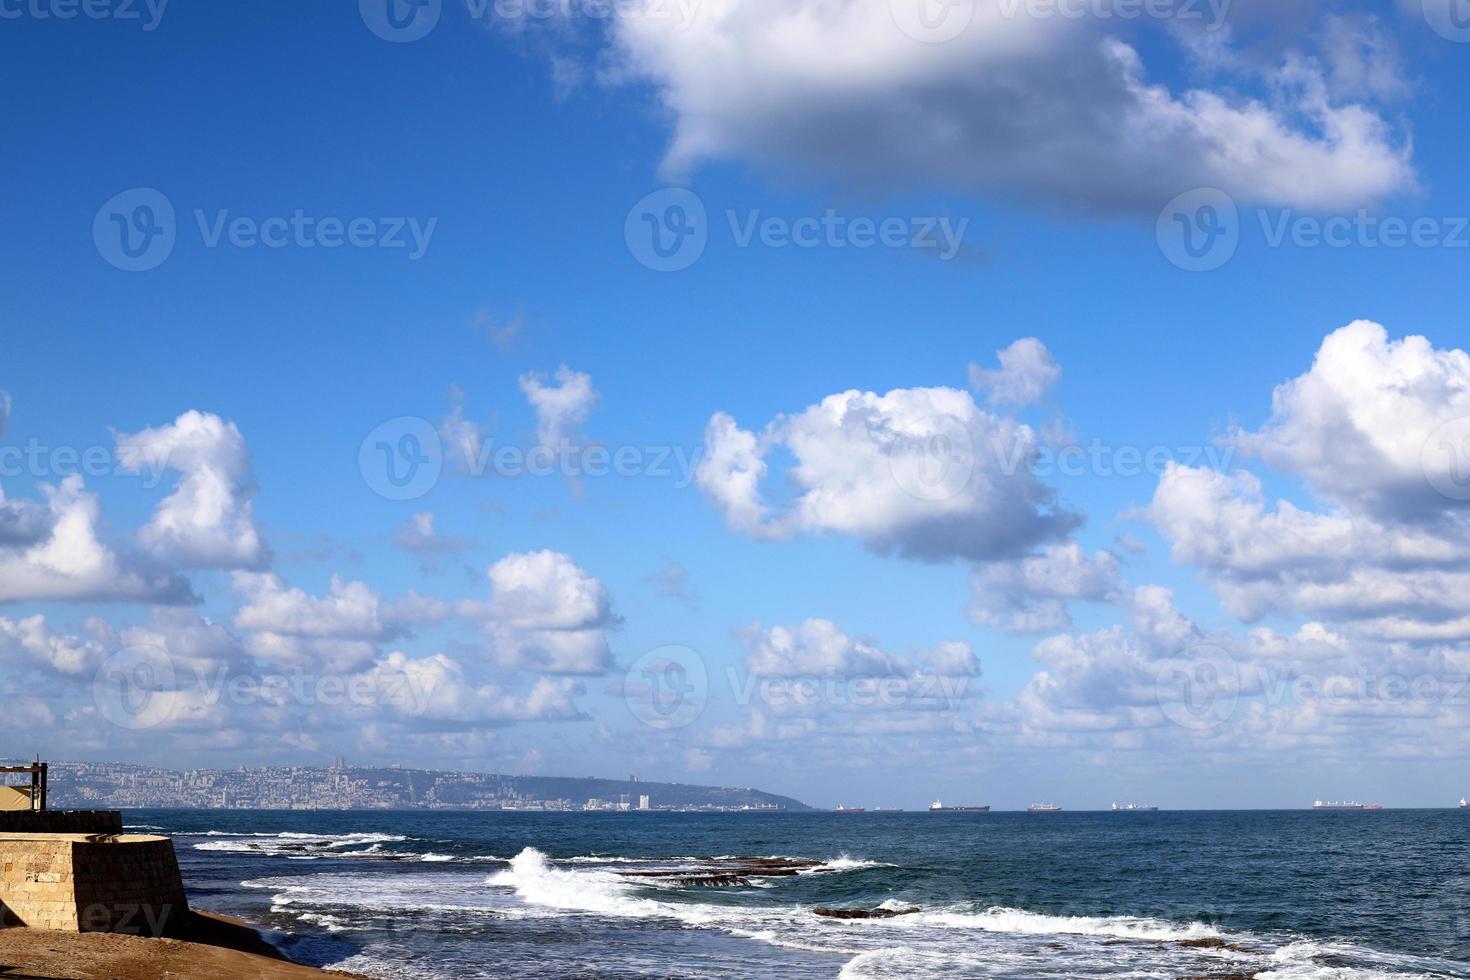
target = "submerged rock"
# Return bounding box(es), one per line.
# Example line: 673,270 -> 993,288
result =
811,905 -> 911,922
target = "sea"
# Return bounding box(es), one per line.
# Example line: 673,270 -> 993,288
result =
125,808 -> 1470,979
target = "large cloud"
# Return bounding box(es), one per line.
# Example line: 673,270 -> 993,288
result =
462,550 -> 619,675
609,0 -> 1413,215
1231,321 -> 1470,523
115,411 -> 268,570
695,385 -> 1079,561
969,543 -> 1123,633
0,476 -> 190,604
1146,323 -> 1470,642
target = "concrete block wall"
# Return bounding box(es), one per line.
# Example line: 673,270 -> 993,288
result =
0,834 -> 188,935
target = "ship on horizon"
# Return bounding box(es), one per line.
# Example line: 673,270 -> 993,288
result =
834,804 -> 865,813
929,801 -> 991,813
1111,802 -> 1159,812
1027,803 -> 1063,813
1313,800 -> 1384,811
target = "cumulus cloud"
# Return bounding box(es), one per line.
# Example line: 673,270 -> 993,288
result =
969,339 -> 1061,408
609,0 -> 1413,215
1231,321 -> 1470,523
0,476 -> 191,605
518,366 -> 598,451
969,543 -> 1123,633
0,614 -> 110,678
115,410 -> 267,570
394,512 -> 472,570
740,618 -> 912,678
462,550 -> 618,674
231,573 -> 445,672
695,385 -> 1079,562
355,652 -> 584,725
1148,463 -> 1470,640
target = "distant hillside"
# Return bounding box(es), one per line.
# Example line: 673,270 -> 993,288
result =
24,760 -> 813,812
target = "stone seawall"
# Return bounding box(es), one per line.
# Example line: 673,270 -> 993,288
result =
0,834 -> 188,934
0,811 -> 123,835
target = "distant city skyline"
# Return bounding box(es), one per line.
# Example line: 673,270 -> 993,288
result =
5,1 -> 1470,810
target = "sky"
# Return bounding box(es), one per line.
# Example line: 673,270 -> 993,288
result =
3,0 -> 1470,810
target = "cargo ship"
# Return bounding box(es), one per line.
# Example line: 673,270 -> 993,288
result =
834,805 -> 866,813
1111,802 -> 1159,812
1461,798 -> 1468,809
1027,803 -> 1062,813
929,801 -> 991,813
1313,800 -> 1383,810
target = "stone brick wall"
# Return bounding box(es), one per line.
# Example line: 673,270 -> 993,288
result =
0,836 -> 77,930
0,834 -> 188,935
72,836 -> 188,935
0,811 -> 123,835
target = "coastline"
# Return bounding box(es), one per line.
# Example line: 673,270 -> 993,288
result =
0,911 -> 363,980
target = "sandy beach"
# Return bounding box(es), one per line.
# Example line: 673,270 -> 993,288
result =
0,911 -> 362,980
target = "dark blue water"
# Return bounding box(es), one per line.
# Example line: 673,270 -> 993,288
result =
128,808 -> 1470,978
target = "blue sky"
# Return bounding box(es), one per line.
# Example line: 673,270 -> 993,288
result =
4,0 -> 1470,808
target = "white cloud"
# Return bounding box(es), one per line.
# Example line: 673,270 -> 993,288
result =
969,543 -> 1122,632
609,0 -> 1413,215
0,476 -> 190,605
230,573 -> 443,673
463,550 -> 618,675
115,410 -> 267,570
355,652 -> 584,725
0,614 -> 109,678
740,618 -> 911,678
394,512 -> 471,570
518,365 -> 598,451
969,338 -> 1060,407
1231,320 -> 1470,522
696,385 -> 1079,561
